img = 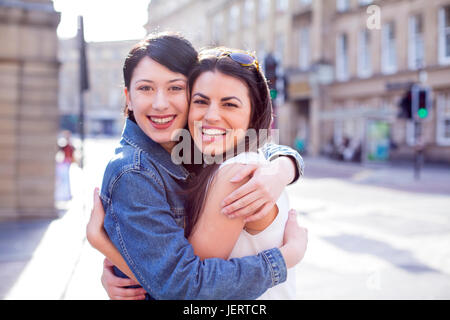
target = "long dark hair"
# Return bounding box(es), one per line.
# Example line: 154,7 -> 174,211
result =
184,48 -> 273,238
122,32 -> 198,121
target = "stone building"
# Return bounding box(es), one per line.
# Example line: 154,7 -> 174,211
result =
0,0 -> 60,220
145,0 -> 212,48
145,0 -> 450,164
58,38 -> 139,136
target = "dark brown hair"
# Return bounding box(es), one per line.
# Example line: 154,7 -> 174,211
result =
122,32 -> 198,121
184,48 -> 273,237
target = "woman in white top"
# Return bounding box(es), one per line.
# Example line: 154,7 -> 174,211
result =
183,48 -> 304,299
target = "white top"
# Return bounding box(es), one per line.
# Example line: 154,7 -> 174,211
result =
219,151 -> 296,300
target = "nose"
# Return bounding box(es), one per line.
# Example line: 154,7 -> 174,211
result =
153,89 -> 169,112
203,103 -> 221,123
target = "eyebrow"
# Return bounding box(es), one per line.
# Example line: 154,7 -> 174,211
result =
134,78 -> 186,84
221,96 -> 242,104
192,92 -> 242,104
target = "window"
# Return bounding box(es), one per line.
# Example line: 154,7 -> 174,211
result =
229,4 -> 240,33
336,33 -> 349,81
336,0 -> 350,12
299,27 -> 310,70
358,0 -> 373,6
300,0 -> 311,5
358,29 -> 372,77
408,14 -> 425,69
275,33 -> 285,65
438,6 -> 450,65
257,40 -> 266,70
212,14 -> 223,45
437,93 -> 450,146
259,0 -> 270,21
277,0 -> 289,12
381,22 -> 397,74
243,0 -> 254,27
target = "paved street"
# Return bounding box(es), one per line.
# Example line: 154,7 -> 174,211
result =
289,159 -> 450,299
1,138 -> 449,299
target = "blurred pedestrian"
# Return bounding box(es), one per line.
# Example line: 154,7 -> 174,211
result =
55,130 -> 75,202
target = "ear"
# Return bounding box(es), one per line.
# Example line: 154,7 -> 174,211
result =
124,87 -> 132,111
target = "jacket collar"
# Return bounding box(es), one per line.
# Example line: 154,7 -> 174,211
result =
121,119 -> 190,181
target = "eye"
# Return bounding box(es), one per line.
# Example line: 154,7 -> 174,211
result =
169,85 -> 184,91
223,102 -> 238,108
193,99 -> 208,105
138,85 -> 152,92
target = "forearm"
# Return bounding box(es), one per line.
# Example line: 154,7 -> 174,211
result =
90,231 -> 137,282
261,143 -> 305,184
104,171 -> 287,299
271,156 -> 296,186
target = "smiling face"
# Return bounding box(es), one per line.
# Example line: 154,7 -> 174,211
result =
125,56 -> 189,153
188,71 -> 252,156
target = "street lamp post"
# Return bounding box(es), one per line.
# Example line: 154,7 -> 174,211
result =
77,16 -> 89,169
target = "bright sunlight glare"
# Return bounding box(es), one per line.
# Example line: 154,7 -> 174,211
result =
53,0 -> 149,42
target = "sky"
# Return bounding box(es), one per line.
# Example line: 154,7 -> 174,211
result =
53,0 -> 150,42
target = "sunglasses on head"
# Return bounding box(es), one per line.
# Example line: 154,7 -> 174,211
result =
200,49 -> 260,71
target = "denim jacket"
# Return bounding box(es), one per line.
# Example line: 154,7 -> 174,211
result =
101,119 -> 304,300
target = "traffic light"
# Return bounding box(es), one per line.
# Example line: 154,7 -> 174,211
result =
398,85 -> 431,120
412,85 -> 431,120
264,53 -> 278,99
398,90 -> 412,119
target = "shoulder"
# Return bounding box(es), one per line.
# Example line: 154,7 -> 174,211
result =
219,151 -> 267,169
101,143 -> 163,202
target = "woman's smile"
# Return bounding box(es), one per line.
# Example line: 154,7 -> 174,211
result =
147,114 -> 177,129
200,125 -> 227,143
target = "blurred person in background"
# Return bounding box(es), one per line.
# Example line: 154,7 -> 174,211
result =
55,130 -> 75,202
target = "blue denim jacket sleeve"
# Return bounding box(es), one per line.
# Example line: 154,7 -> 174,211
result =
103,168 -> 287,300
260,143 -> 305,184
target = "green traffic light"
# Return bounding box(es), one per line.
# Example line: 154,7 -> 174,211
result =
270,89 -> 278,99
418,108 -> 428,119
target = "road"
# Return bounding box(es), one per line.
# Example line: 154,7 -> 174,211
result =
289,157 -> 450,299
2,138 -> 449,299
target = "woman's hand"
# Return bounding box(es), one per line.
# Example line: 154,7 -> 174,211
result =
101,258 -> 147,300
279,209 -> 308,268
220,157 -> 296,223
86,188 -> 107,249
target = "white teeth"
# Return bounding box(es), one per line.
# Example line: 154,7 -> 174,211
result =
150,116 -> 175,124
202,128 -> 226,136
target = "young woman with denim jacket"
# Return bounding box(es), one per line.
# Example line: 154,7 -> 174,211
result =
86,33 -> 307,300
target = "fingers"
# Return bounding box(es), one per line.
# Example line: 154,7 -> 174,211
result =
93,187 -> 99,204
229,164 -> 258,183
222,191 -> 262,217
227,198 -> 268,220
109,286 -> 147,300
221,180 -> 258,208
102,262 -> 146,300
244,202 -> 274,223
93,188 -> 101,207
110,294 -> 146,300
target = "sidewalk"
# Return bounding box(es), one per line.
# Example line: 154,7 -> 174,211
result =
1,163 -> 108,300
1,141 -> 448,300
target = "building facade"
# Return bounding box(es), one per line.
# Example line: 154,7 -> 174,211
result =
58,38 -> 139,137
145,0 -> 213,48
145,0 -> 450,164
0,0 -> 61,220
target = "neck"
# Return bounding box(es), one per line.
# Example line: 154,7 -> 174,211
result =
160,141 -> 175,154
